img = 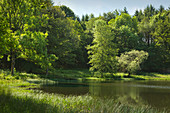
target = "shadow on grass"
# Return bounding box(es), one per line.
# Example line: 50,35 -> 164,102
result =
131,76 -> 146,80
143,73 -> 157,77
112,76 -> 123,80
136,72 -> 158,77
124,72 -> 160,80
38,69 -> 92,80
0,90 -> 57,113
123,75 -> 146,80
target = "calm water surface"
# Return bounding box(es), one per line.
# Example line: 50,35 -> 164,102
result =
40,80 -> 170,111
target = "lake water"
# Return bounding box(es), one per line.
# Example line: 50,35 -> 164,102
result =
40,80 -> 170,111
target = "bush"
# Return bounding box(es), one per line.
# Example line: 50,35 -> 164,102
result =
118,50 -> 149,75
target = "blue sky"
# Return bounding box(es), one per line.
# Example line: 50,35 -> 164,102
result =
53,0 -> 170,17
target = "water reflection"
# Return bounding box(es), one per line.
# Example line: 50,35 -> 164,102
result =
40,80 -> 170,111
40,83 -> 89,95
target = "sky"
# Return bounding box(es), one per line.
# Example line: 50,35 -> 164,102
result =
53,0 -> 170,17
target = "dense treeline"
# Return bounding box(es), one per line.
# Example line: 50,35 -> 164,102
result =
0,0 -> 169,75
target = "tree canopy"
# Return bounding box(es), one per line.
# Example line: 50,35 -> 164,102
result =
87,19 -> 118,76
0,2 -> 169,76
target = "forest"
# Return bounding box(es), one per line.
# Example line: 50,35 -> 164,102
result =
0,0 -> 170,76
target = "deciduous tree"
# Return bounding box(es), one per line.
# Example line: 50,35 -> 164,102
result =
87,19 -> 118,77
118,50 -> 148,76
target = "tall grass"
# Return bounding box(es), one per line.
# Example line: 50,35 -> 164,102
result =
0,84 -> 166,113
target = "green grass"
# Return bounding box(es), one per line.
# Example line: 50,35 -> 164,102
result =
1,69 -> 170,81
49,69 -> 170,81
47,69 -> 92,79
0,69 -> 40,80
130,73 -> 170,81
0,80 -> 167,113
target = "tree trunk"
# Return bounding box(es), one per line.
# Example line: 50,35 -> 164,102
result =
11,53 -> 15,76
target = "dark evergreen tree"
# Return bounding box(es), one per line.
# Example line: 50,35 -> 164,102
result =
60,5 -> 76,20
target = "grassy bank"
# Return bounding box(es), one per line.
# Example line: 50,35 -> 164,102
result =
0,80 -> 166,113
1,69 -> 170,81
44,69 -> 170,81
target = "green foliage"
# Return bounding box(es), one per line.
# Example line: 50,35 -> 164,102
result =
134,9 -> 144,22
151,11 -> 170,70
144,5 -> 157,18
0,0 -> 55,75
153,11 -> 170,50
109,13 -> 139,53
138,10 -> 170,71
47,17 -> 81,67
19,31 -> 57,71
138,17 -> 154,47
87,19 -> 118,75
47,6 -> 66,19
118,50 -> 149,75
0,2 -> 169,75
0,13 -> 9,58
60,5 -> 76,20
109,13 -> 138,31
103,11 -> 116,22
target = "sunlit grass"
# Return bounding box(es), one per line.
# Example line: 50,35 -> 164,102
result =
47,69 -> 170,81
131,73 -> 170,81
0,69 -> 40,81
1,69 -> 170,82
